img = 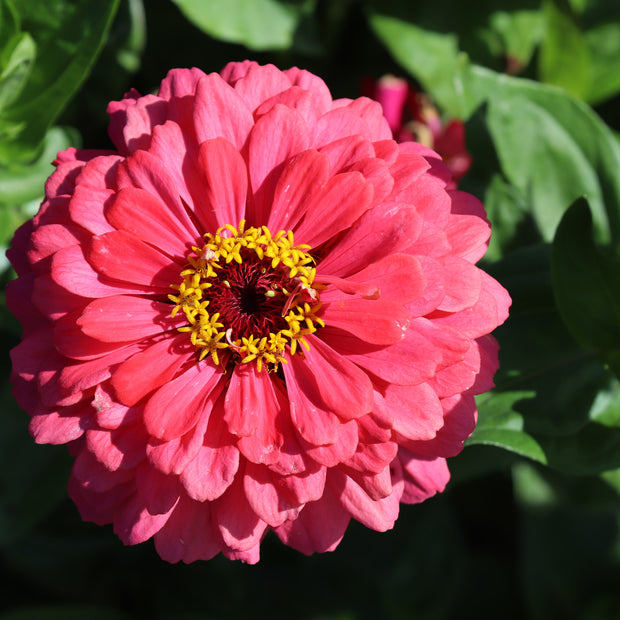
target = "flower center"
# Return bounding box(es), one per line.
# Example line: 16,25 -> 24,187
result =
169,221 -> 324,372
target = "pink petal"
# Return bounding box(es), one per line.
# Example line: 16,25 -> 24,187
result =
399,449 -> 450,504
317,202 -> 422,278
283,67 -> 333,115
111,334 -> 194,406
386,382 -> 445,442
154,494 -> 221,563
274,482 -> 350,555
68,185 -> 116,235
28,223 -> 87,264
106,186 -> 200,258
346,437 -> 398,474
283,360 -> 341,446
254,86 -> 318,130
232,63 -> 292,112
320,327 -> 436,386
404,393 -> 477,458
344,156 -> 393,204
116,150 -> 199,239
214,469 -> 268,552
223,364 -> 269,437
234,371 -> 287,466
428,270 -> 511,339
248,104 -> 311,223
314,107 -> 370,148
320,297 -> 410,345
318,135 -> 375,174
72,449 -> 134,492
267,149 -> 330,232
243,462 -> 302,527
291,334 -> 373,420
435,256 -> 482,313
193,73 -> 254,150
180,409 -> 240,502
446,190 -> 491,263
321,253 -> 424,305
29,410 -> 87,444
77,295 -> 183,342
107,91 -> 167,154
54,309 -> 139,360
136,462 -> 181,514
52,245 -> 152,299
302,418 -> 359,467
86,230 -> 182,291
197,137 -> 248,228
344,97 -> 392,140
292,171 -> 374,249
86,424 -> 147,471
113,493 -> 176,545
329,467 -> 402,532
68,475 -> 133,526
146,382 -> 224,475
405,256 -> 446,317
143,361 -> 222,441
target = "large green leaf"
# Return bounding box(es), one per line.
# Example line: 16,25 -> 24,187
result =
586,21 -> 620,104
0,125 -> 78,206
366,8 -> 468,117
367,4 -> 620,252
0,32 -> 35,113
552,197 -> 620,377
0,0 -> 120,163
171,0 -> 315,51
539,0 -> 590,99
471,245 -> 620,473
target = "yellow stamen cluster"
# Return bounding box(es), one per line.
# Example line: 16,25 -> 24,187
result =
169,221 -> 324,371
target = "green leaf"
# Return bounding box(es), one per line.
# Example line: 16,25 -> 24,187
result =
0,0 -> 120,163
539,0 -> 591,99
586,21 -> 620,104
473,245 -> 620,472
552,197 -> 620,376
0,125 -> 79,206
0,32 -> 35,112
171,0 -> 313,51
466,67 -> 620,247
467,392 -> 547,464
366,8 -> 468,118
0,0 -> 19,47
486,10 -> 543,73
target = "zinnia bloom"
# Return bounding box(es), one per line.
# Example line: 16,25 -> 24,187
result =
7,61 -> 510,563
363,75 -> 473,185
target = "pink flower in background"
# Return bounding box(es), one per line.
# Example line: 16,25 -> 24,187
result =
364,75 -> 473,186
7,61 -> 510,563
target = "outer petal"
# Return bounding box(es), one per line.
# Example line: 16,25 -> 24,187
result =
154,494 -> 221,563
274,481 -> 350,555
399,449 -> 451,504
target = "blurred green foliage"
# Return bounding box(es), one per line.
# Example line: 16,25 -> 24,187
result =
2,0 -> 620,618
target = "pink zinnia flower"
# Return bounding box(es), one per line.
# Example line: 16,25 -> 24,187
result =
363,75 -> 473,186
7,61 -> 510,563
